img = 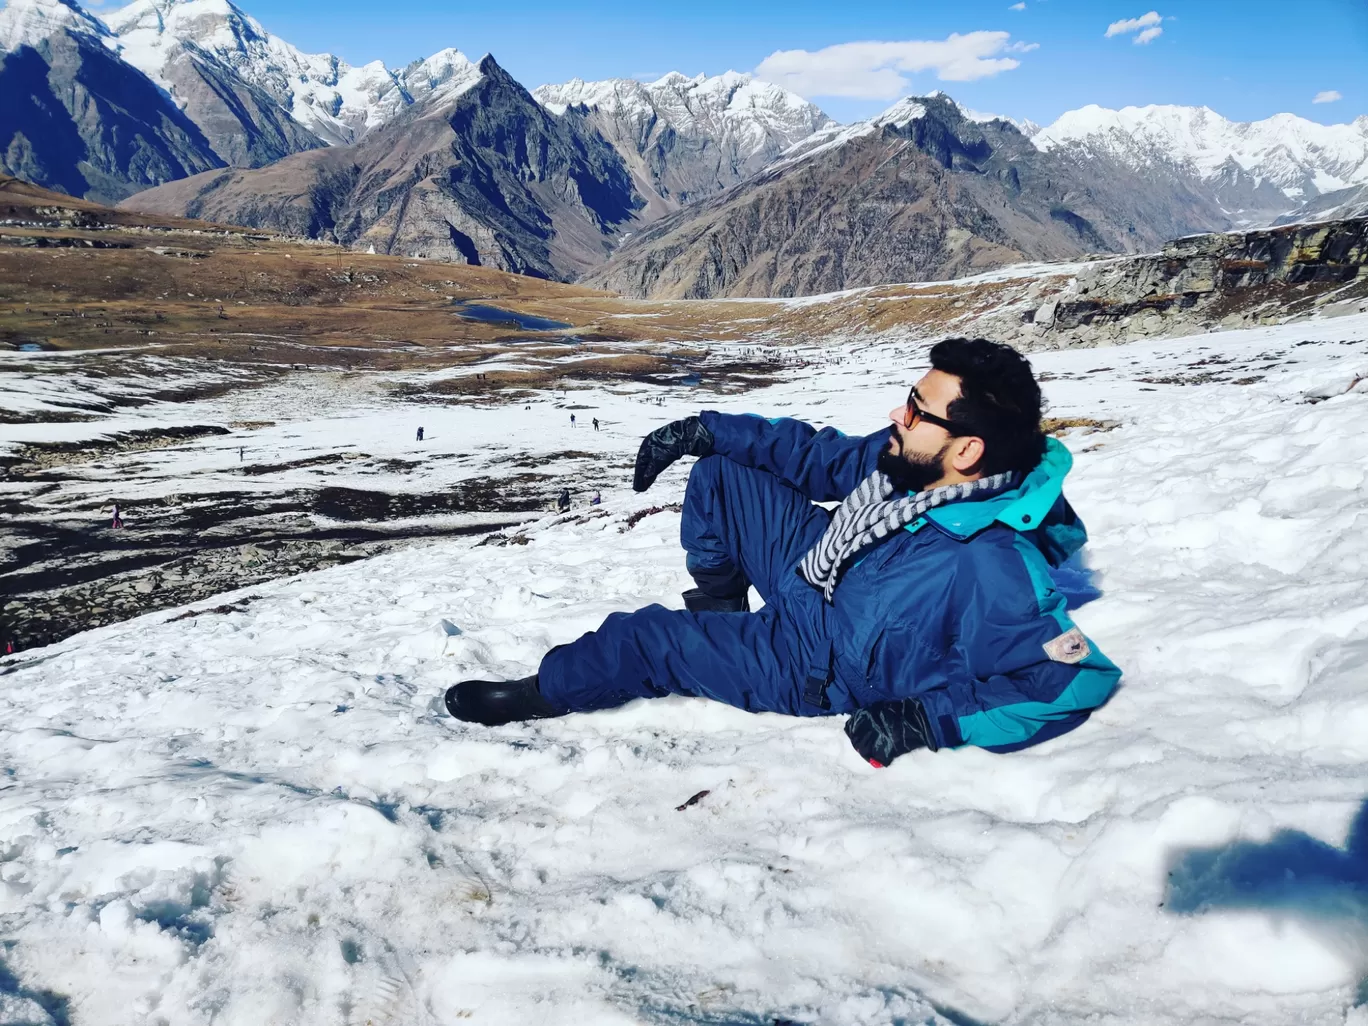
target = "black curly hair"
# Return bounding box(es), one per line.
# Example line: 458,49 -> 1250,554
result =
929,337 -> 1046,476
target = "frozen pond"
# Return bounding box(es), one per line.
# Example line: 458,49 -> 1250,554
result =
452,302 -> 572,332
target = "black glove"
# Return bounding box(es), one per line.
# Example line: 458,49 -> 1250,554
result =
844,698 -> 939,767
632,416 -> 715,492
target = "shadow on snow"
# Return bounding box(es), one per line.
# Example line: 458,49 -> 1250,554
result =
1163,798 -> 1368,1004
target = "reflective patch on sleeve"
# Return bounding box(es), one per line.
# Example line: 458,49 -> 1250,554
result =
1043,627 -> 1091,664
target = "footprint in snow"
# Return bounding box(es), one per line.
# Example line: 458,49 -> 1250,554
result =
339,937 -> 429,1026
371,673 -> 418,699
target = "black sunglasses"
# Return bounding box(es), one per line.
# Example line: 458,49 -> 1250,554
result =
901,387 -> 966,433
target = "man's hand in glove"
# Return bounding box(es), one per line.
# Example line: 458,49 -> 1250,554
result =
632,416 -> 715,492
844,698 -> 939,768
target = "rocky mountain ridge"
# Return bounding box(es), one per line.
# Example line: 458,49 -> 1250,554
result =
0,0 -> 227,201
5,0 -> 1368,296
1,0 -> 839,229
104,0 -> 486,146
120,55 -> 643,279
1032,104 -> 1368,224
582,94 -> 1235,299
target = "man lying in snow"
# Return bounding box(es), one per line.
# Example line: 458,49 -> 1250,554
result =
446,338 -> 1121,766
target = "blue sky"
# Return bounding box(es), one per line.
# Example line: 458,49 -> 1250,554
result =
170,0 -> 1368,125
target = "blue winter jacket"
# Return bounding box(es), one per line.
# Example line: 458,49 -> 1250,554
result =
700,410 -> 1122,752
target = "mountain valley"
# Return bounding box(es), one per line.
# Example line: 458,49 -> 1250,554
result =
3,0 -> 1367,297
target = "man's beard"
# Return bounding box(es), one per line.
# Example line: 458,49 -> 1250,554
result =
878,430 -> 950,494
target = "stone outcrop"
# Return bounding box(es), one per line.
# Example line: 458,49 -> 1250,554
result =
752,215 -> 1368,354
1029,217 -> 1368,344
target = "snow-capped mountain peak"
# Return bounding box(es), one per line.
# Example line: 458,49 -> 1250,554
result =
532,70 -> 833,208
0,0 -> 110,50
399,47 -> 483,106
871,96 -> 930,130
771,95 -> 932,169
1032,103 -> 1368,200
533,71 -> 831,157
3,0 -> 484,150
106,0 -> 395,143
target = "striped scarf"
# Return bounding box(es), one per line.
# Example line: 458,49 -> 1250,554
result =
798,468 -> 1020,603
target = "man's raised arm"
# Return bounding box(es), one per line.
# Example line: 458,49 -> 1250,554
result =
633,411 -> 886,501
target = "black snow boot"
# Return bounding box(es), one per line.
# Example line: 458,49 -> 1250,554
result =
682,587 -> 750,613
444,675 -> 563,726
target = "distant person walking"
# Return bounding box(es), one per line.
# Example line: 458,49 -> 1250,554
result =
416,426 -> 425,442
590,490 -> 601,506
557,487 -> 571,513
110,502 -> 123,530
239,446 -> 244,461
592,418 -> 600,431
570,414 -> 577,428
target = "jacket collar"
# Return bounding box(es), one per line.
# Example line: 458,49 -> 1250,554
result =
902,438 -> 1084,562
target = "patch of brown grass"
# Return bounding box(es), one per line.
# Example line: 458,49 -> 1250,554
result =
1042,416 -> 1120,435
623,503 -> 683,531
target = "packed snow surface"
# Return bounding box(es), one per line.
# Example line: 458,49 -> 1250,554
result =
4,316 -> 1368,1024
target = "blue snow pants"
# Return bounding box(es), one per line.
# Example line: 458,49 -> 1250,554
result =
537,455 -> 848,716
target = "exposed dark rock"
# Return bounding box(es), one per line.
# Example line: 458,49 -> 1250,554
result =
1053,217 -> 1368,331
987,216 -> 1368,349
0,470 -> 561,651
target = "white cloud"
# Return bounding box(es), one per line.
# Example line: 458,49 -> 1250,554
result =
1105,11 -> 1162,37
755,32 -> 1029,100
1009,3 -> 1026,10
1313,89 -> 1343,104
1133,26 -> 1163,44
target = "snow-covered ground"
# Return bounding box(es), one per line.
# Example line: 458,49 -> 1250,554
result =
3,316 -> 1368,1025
0,343 -> 732,534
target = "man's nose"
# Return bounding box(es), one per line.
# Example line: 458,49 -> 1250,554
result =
889,405 -> 906,424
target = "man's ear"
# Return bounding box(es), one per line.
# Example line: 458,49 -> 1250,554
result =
950,435 -> 985,474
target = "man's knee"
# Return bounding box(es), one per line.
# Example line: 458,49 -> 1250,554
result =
683,453 -> 727,502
